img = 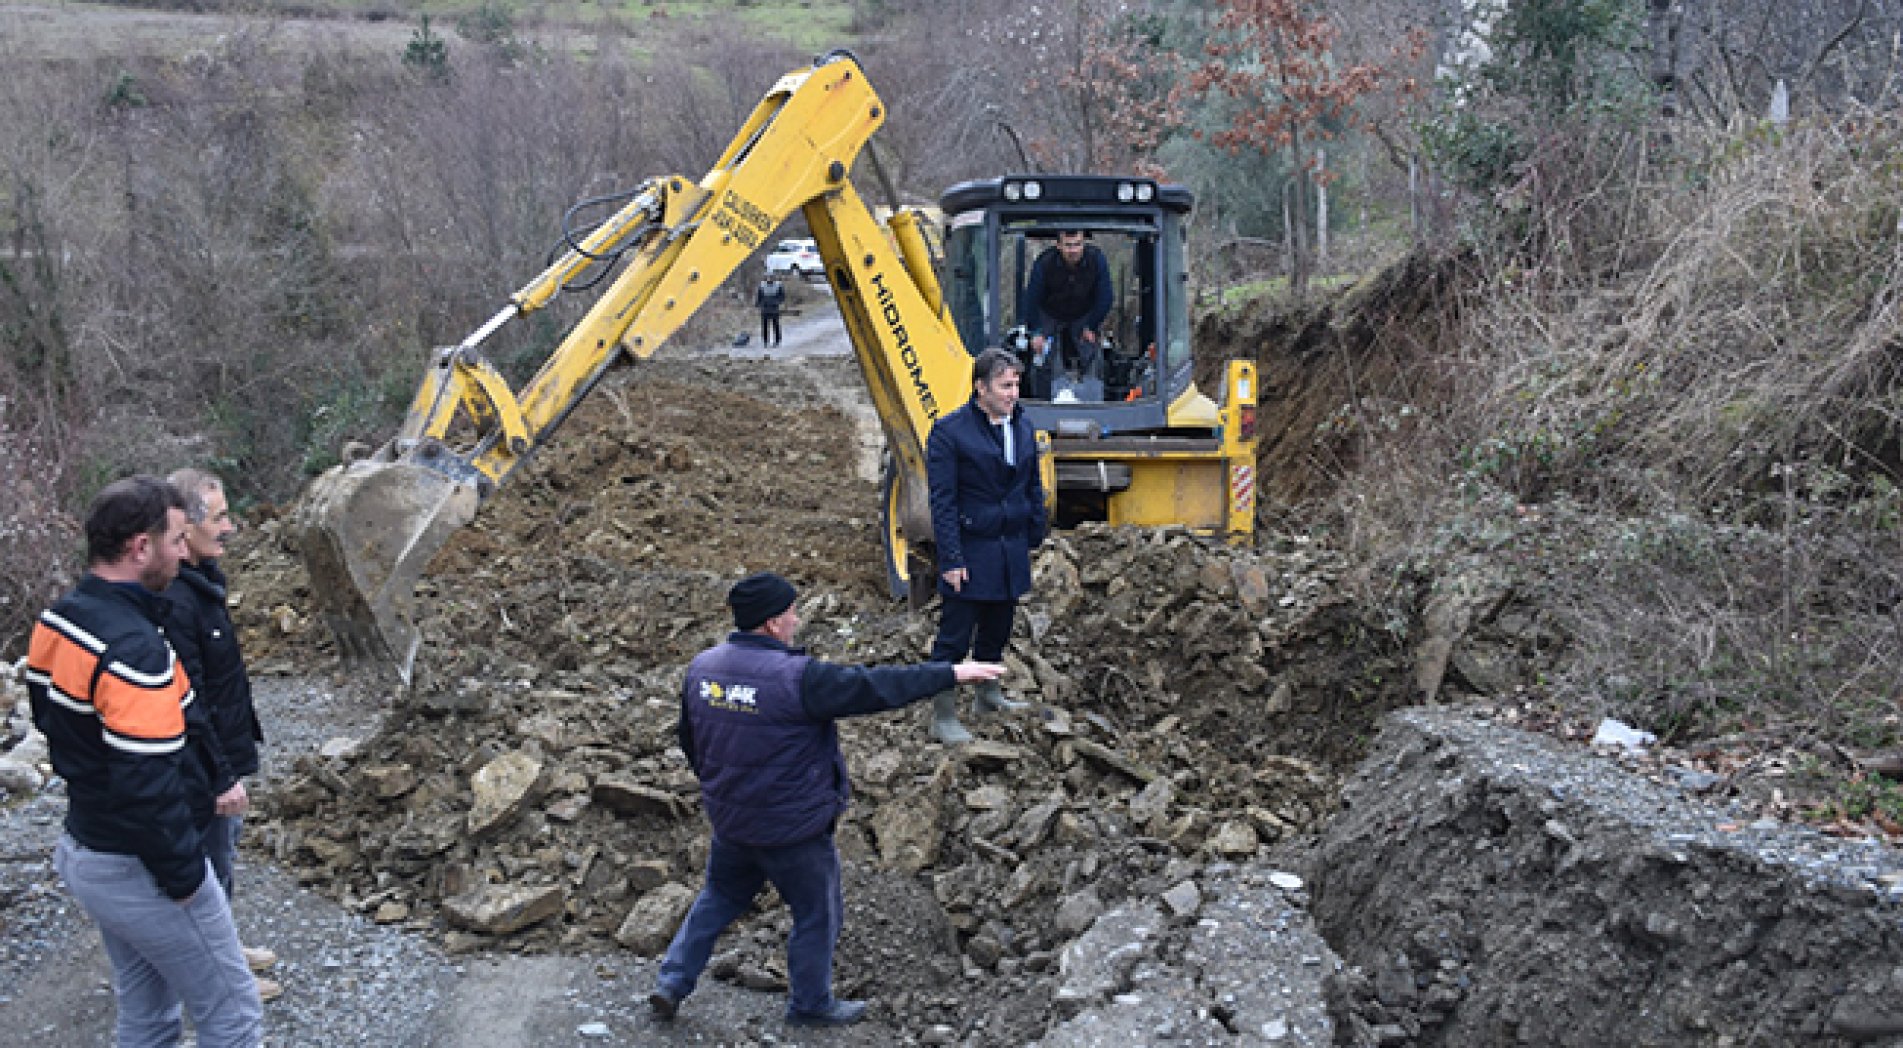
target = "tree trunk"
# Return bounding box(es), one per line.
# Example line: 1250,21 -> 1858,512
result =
1648,0 -> 1680,119
1315,146 -> 1329,271
1287,130 -> 1311,295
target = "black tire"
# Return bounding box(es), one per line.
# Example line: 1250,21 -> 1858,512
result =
880,454 -> 935,607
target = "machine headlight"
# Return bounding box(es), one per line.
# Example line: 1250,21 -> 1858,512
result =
1022,180 -> 1043,200
1135,183 -> 1155,202
1116,182 -> 1135,202
1003,182 -> 1022,202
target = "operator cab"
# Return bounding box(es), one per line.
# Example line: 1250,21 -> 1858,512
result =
939,175 -> 1196,437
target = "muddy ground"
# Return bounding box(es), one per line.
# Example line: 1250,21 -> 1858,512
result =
7,297 -> 1903,1046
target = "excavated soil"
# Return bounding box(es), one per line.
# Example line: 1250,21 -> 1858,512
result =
231,350 -> 1409,1043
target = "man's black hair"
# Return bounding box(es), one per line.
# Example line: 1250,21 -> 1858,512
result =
85,475 -> 186,566
971,346 -> 1025,386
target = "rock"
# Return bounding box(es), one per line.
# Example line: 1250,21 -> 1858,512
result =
1008,793 -> 1066,850
362,763 -> 418,800
1053,901 -> 1159,1014
1246,805 -> 1293,842
1053,887 -> 1106,938
1209,820 -> 1259,859
443,883 -> 566,935
1128,778 -> 1175,829
1265,680 -> 1294,714
859,748 -> 905,787
623,859 -> 672,893
1160,880 -> 1202,918
318,736 -> 364,760
1071,739 -> 1158,783
591,777 -> 684,818
868,792 -> 942,873
545,795 -> 590,822
965,785 -> 1013,811
966,932 -> 1003,969
1198,560 -> 1232,596
1233,562 -> 1271,614
374,901 -> 410,924
614,882 -> 697,955
467,752 -> 543,838
1373,953 -> 1416,1007
577,1022 -> 612,1038
0,757 -> 45,794
961,739 -> 1025,770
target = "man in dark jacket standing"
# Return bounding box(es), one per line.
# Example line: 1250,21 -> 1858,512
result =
755,275 -> 786,347
163,468 -> 278,1002
924,347 -> 1048,743
649,572 -> 1003,1028
27,476 -> 263,1047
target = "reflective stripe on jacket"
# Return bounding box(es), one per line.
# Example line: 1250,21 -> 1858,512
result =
26,575 -> 214,899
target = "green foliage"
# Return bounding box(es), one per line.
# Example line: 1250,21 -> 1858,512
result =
403,15 -> 451,81
1427,0 -> 1649,204
1818,772 -> 1903,826
102,71 -> 147,111
300,375 -> 414,476
1487,0 -> 1639,114
454,3 -> 527,64
1421,108 -> 1523,194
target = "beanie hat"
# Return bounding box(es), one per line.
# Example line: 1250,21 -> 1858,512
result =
729,572 -> 798,630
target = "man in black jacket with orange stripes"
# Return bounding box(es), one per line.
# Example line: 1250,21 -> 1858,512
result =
26,475 -> 263,1047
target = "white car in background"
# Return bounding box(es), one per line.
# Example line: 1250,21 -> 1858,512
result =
765,238 -> 821,278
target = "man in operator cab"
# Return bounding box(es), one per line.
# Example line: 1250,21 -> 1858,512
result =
1024,229 -> 1112,401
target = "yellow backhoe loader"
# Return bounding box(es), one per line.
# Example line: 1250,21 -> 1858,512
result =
296,50 -> 1258,680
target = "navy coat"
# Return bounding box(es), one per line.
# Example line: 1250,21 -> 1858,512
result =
928,397 -> 1047,602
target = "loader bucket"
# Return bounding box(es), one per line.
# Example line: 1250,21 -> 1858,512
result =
295,459 -> 481,682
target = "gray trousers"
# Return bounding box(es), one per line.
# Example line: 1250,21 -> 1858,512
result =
54,834 -> 263,1048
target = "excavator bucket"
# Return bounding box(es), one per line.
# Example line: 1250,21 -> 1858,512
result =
294,458 -> 481,683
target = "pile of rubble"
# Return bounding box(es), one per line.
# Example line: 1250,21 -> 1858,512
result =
227,355 -> 1415,1037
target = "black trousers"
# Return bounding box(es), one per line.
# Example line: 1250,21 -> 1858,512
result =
930,593 -> 1016,663
761,312 -> 782,346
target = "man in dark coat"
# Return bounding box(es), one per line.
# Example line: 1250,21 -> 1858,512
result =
162,468 -> 278,1001
755,275 -> 787,347
1024,229 -> 1112,400
650,572 -> 1003,1028
924,347 -> 1048,743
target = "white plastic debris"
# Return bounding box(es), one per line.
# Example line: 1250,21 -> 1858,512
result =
1591,718 -> 1656,752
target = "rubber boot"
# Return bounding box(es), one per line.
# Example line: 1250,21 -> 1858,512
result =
972,680 -> 1027,714
929,691 -> 973,744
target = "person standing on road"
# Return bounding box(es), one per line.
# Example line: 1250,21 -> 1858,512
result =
161,468 -> 279,1003
755,275 -> 787,348
924,347 -> 1046,744
649,571 -> 1004,1028
26,476 -> 264,1048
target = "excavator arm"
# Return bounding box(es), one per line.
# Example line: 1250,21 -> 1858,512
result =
296,51 -> 968,679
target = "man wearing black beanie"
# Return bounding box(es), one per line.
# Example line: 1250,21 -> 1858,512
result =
650,571 -> 1004,1028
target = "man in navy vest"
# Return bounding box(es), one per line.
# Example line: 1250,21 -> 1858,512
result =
925,347 -> 1047,743
649,572 -> 1004,1028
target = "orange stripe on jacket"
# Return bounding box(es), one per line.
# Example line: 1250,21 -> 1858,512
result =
28,623 -> 105,710
93,653 -> 190,742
